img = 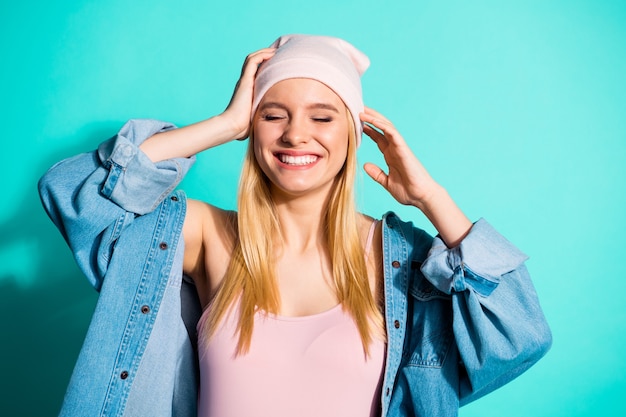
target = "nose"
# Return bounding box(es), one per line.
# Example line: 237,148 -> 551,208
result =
281,116 -> 309,146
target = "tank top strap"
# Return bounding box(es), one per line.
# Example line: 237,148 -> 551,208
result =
364,219 -> 379,260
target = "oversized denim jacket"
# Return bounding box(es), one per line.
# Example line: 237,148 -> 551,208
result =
39,119 -> 552,417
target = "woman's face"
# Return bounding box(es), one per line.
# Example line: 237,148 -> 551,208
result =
252,78 -> 350,199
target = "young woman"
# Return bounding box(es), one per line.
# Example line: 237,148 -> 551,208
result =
39,35 -> 551,417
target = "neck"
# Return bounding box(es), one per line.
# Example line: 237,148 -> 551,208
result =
271,187 -> 332,254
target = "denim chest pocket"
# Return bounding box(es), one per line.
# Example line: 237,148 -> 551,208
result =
404,266 -> 454,368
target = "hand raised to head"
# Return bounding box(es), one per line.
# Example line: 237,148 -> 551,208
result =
361,107 -> 439,210
222,47 -> 276,141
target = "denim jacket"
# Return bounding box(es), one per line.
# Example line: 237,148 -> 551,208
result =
39,119 -> 551,417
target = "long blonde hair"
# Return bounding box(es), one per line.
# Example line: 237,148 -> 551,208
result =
203,111 -> 385,355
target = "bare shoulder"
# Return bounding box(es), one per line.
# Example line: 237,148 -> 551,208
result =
360,214 -> 382,259
185,199 -> 236,240
183,199 -> 237,305
358,213 -> 384,304
357,213 -> 381,247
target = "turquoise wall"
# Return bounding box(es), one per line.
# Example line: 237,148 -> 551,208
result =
1,0 -> 625,415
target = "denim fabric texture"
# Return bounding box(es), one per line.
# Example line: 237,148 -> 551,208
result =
39,119 -> 551,417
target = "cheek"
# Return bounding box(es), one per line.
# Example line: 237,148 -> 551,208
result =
251,137 -> 275,181
252,124 -> 271,156
252,124 -> 279,155
252,140 -> 269,172
325,128 -> 349,161
253,119 -> 280,139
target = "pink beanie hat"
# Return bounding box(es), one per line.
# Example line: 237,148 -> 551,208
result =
252,34 -> 370,146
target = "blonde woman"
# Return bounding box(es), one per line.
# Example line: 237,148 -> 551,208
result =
39,35 -> 551,417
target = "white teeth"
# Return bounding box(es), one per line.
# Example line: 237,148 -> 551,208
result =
279,154 -> 318,166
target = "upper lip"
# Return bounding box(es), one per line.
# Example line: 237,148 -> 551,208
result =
273,150 -> 322,157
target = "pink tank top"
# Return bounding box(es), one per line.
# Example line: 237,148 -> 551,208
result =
196,221 -> 385,417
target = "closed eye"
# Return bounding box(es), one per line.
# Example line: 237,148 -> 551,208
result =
262,114 -> 285,121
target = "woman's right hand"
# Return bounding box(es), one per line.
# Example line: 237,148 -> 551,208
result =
221,47 -> 276,141
139,48 -> 275,162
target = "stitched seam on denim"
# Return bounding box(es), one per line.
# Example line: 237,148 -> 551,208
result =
406,328 -> 453,368
101,195 -> 185,415
463,264 -> 498,297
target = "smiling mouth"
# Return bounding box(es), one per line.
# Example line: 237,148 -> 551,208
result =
276,153 -> 319,166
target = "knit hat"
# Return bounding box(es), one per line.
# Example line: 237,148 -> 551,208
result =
252,34 -> 369,146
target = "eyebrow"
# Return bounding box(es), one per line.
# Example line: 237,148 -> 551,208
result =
259,101 -> 340,113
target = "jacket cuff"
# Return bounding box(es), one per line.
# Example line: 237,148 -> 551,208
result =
420,219 -> 529,296
97,119 -> 195,215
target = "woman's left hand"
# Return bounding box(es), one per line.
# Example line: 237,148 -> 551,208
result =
361,107 -> 473,247
360,107 -> 439,210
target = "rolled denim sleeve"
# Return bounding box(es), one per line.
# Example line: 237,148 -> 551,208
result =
39,119 -> 194,289
421,218 -> 529,296
421,219 -> 552,405
97,119 -> 194,215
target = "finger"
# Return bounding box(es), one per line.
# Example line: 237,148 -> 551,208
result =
240,48 -> 276,77
362,124 -> 390,153
361,108 -> 410,153
360,111 -> 395,135
363,106 -> 393,125
244,47 -> 277,62
247,48 -> 276,64
363,163 -> 388,188
362,122 -> 386,141
362,117 -> 402,148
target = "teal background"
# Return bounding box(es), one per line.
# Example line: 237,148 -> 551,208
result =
1,0 -> 625,415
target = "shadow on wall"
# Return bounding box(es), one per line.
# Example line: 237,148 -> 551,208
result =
0,122 -> 121,416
